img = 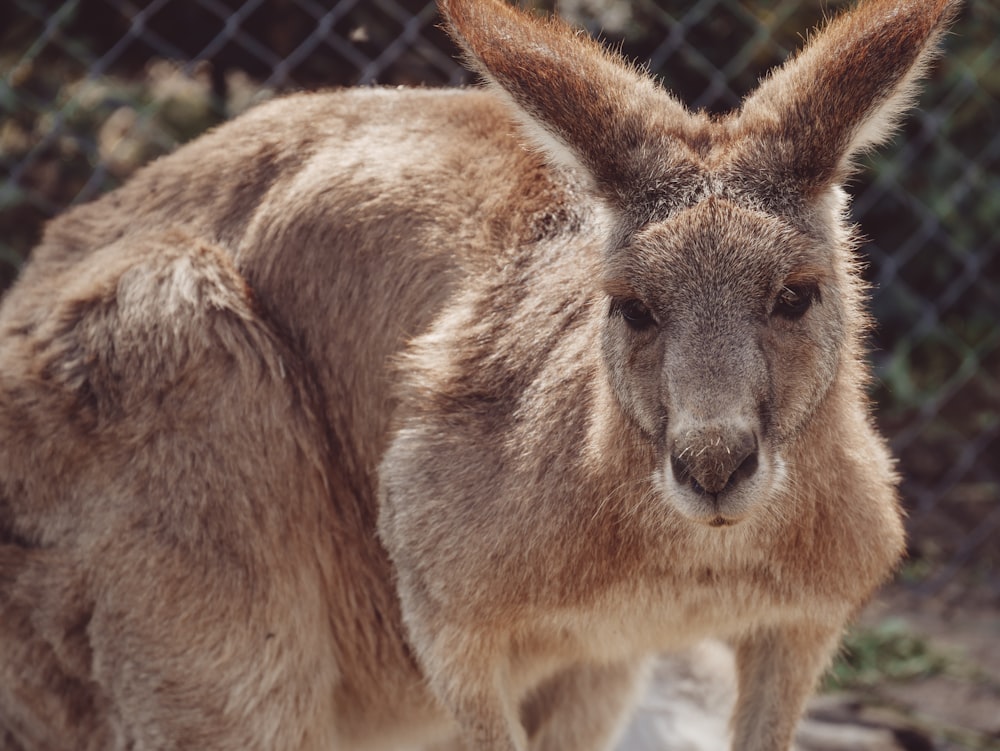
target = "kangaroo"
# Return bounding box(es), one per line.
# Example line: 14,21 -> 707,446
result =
0,0 -> 957,749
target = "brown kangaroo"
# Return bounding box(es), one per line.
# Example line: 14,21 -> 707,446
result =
0,0 -> 958,749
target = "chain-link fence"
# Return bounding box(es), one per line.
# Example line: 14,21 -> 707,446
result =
2,0 -> 998,598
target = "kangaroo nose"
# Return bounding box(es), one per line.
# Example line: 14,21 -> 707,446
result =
669,429 -> 759,496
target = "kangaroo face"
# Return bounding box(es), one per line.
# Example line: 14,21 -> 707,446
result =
601,196 -> 846,525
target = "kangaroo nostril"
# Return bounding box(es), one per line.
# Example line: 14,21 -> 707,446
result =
725,446 -> 759,490
670,453 -> 692,487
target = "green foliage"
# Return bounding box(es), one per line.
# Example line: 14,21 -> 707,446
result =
824,620 -> 953,691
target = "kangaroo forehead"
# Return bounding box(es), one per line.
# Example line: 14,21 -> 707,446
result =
631,189 -> 813,252
616,197 -> 825,285
622,139 -> 827,235
638,166 -> 806,220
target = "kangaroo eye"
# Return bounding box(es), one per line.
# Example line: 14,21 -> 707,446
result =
614,298 -> 656,330
773,284 -> 818,319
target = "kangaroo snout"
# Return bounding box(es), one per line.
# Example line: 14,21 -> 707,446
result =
664,416 -> 773,525
669,427 -> 759,497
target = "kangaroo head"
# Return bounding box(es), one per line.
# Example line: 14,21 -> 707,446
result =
441,0 -> 957,526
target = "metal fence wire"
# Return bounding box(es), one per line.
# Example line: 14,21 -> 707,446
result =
1,0 -> 998,596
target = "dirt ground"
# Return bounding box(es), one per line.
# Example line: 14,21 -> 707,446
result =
844,584 -> 1000,750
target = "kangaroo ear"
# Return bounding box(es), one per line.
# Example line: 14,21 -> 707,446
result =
736,0 -> 959,199
439,0 -> 697,220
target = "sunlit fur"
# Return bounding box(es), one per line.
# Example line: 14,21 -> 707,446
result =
0,0 -> 957,749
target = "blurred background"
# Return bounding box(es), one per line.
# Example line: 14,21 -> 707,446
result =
1,0 -> 997,748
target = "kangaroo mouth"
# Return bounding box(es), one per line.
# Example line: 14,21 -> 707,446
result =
662,441 -> 786,529
708,515 -> 736,528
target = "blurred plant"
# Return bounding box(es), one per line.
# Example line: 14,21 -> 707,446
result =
824,619 -> 953,691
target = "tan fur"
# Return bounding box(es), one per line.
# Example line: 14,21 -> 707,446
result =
0,1 -> 957,749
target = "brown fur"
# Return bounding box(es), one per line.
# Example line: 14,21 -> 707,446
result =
0,0 -> 957,749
